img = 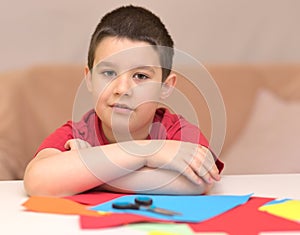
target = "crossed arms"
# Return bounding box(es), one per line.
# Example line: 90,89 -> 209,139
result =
24,139 -> 221,197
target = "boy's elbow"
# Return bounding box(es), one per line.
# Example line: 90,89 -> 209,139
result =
23,177 -> 38,197
23,164 -> 46,196
23,163 -> 60,197
23,167 -> 41,196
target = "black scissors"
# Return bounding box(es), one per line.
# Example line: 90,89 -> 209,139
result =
112,196 -> 181,216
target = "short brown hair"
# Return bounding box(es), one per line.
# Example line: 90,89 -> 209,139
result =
87,5 -> 174,81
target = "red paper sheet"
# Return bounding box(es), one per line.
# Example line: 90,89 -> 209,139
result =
189,197 -> 300,235
65,192 -> 123,205
78,196 -> 300,234
80,213 -> 168,229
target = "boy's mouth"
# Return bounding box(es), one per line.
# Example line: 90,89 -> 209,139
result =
110,103 -> 134,111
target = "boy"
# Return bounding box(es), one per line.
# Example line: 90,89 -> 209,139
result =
24,5 -> 223,197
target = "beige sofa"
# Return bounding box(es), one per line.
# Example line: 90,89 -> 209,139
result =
1,64 -> 300,179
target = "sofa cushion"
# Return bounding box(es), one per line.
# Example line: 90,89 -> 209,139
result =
221,88 -> 300,174
0,65 -> 83,179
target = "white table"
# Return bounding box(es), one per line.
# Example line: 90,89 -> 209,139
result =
1,174 -> 299,235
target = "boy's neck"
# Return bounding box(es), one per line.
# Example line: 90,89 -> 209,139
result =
101,123 -> 151,143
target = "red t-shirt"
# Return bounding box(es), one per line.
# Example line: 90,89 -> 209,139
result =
37,108 -> 223,171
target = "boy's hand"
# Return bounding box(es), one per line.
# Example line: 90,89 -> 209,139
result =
64,139 -> 92,150
145,140 -> 221,185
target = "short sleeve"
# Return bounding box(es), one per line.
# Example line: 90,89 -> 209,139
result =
35,121 -> 74,155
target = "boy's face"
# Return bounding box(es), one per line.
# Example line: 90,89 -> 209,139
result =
85,36 -> 173,142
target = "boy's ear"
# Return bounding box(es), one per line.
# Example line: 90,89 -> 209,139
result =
160,73 -> 177,99
84,66 -> 93,92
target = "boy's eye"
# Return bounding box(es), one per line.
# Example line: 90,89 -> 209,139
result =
102,70 -> 117,78
133,73 -> 150,81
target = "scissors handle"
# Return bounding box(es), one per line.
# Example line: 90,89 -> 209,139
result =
112,202 -> 139,210
112,197 -> 182,216
135,196 -> 153,206
112,197 -> 152,210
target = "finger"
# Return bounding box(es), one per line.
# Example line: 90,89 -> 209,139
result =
184,147 -> 208,176
77,139 -> 85,149
64,140 -> 72,150
64,139 -> 80,150
185,151 -> 206,176
181,166 -> 205,185
70,140 -> 79,150
170,159 -> 204,185
199,147 -> 215,167
188,147 -> 220,183
77,139 -> 92,149
201,164 -> 221,182
200,148 -> 221,181
200,172 -> 214,184
82,140 -> 92,148
193,161 -> 214,184
65,139 -> 91,150
207,165 -> 221,181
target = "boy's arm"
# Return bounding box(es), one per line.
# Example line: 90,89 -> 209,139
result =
24,139 -> 220,196
96,142 -> 220,195
97,167 -> 214,195
24,143 -> 146,197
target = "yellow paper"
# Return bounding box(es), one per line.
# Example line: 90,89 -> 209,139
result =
129,223 -> 228,235
259,199 -> 300,222
149,232 -> 180,235
149,232 -> 227,235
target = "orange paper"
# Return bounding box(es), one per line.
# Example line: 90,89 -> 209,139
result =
22,196 -> 105,217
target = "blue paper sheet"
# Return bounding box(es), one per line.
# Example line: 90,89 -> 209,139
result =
263,198 -> 291,206
90,194 -> 252,222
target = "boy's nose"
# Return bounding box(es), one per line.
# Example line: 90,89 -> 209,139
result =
113,73 -> 133,96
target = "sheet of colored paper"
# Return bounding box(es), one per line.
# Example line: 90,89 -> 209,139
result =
148,232 -> 227,235
80,197 -> 300,233
148,231 -> 227,235
259,199 -> 300,222
189,197 -> 300,234
149,232 -> 227,235
128,223 -> 228,235
80,213 -> 165,229
128,223 -> 194,234
148,232 -> 179,235
65,192 -> 123,205
262,198 -> 291,206
22,196 -> 104,216
90,194 -> 252,222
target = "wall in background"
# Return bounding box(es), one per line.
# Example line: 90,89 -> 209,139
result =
1,0 -> 300,71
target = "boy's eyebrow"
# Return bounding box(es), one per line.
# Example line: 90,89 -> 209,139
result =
95,61 -> 157,73
133,66 -> 156,74
95,61 -> 116,68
